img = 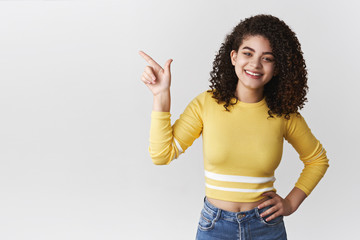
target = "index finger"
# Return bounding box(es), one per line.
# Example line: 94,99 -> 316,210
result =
139,51 -> 161,69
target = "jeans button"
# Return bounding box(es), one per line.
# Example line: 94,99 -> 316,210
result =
237,214 -> 245,219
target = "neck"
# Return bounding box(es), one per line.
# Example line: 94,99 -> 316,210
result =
235,84 -> 264,103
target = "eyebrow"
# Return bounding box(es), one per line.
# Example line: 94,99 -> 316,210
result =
242,46 -> 274,56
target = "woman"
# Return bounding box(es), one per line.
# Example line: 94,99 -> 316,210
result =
139,14 -> 329,240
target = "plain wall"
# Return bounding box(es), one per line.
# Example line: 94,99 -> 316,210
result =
0,0 -> 359,239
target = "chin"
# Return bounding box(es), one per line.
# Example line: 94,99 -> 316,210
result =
243,82 -> 266,90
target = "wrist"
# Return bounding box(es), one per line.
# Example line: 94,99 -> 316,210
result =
154,89 -> 170,97
285,187 -> 307,214
284,197 -> 297,214
153,90 -> 171,112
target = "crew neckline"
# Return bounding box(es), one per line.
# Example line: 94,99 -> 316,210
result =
231,97 -> 266,108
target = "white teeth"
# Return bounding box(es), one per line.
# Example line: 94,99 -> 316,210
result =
245,70 -> 261,76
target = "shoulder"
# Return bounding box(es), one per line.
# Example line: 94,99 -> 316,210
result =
284,112 -> 305,124
283,112 -> 311,138
183,90 -> 215,115
191,90 -> 214,104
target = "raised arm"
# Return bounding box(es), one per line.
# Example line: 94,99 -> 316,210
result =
140,51 -> 203,165
139,51 -> 177,164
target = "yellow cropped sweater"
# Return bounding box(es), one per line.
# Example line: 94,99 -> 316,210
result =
149,91 -> 329,202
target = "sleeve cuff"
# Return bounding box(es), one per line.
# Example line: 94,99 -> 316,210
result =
151,111 -> 171,119
295,183 -> 311,196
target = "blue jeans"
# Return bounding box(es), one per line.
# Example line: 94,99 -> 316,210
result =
196,197 -> 287,240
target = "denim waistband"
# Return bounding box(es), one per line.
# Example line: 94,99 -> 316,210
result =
203,197 -> 268,223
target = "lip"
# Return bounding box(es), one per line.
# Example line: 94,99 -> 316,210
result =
244,70 -> 263,79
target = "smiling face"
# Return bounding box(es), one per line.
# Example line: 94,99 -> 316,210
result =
231,35 -> 276,95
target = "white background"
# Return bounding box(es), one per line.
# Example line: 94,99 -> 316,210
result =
0,0 -> 359,239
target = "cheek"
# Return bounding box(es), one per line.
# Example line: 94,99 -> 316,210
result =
234,63 -> 244,78
234,59 -> 247,71
233,57 -> 251,78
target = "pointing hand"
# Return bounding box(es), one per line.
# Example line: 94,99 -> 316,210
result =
139,51 -> 173,96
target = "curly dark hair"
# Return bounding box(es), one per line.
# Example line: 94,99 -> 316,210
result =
208,14 -> 308,119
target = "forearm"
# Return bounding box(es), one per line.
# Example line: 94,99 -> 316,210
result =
149,110 -> 177,165
153,90 -> 171,112
149,90 -> 176,164
285,187 -> 307,213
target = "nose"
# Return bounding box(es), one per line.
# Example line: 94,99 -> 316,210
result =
249,57 -> 262,69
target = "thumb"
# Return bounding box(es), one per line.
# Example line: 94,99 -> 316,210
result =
164,59 -> 173,75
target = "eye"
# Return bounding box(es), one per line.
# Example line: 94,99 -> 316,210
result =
243,52 -> 252,56
263,57 -> 274,62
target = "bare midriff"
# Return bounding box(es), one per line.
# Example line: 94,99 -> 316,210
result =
207,197 -> 269,212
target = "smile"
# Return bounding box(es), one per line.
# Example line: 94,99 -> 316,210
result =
245,70 -> 263,76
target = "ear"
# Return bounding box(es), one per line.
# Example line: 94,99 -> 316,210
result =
230,50 -> 237,66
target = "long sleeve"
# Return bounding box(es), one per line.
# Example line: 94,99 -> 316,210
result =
149,92 -> 205,165
284,113 -> 329,196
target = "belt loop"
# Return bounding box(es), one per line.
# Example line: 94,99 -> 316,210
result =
254,206 -> 261,218
215,207 -> 222,221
